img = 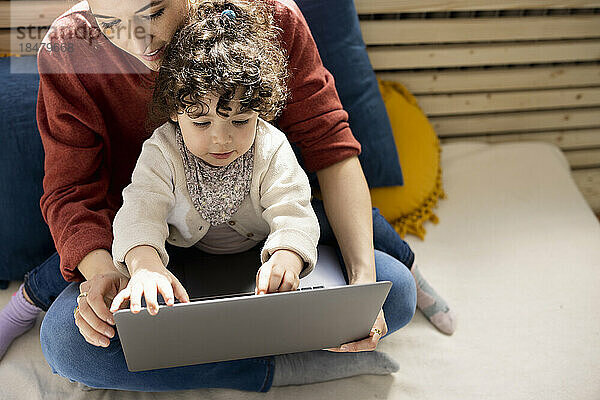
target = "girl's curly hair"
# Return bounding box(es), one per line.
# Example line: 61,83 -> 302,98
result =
150,0 -> 288,125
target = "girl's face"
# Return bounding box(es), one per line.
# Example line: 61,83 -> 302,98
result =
87,0 -> 188,71
173,94 -> 258,167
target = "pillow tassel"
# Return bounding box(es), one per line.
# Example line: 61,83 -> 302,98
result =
391,165 -> 446,240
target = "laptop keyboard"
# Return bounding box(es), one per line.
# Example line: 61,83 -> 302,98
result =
181,286 -> 326,303
300,285 -> 324,290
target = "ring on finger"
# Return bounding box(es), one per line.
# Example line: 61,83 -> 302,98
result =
371,328 -> 383,336
73,305 -> 79,320
77,291 -> 89,305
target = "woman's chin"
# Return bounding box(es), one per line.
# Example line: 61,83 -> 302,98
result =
137,57 -> 161,72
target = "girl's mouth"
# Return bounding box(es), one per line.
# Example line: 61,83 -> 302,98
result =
210,151 -> 234,160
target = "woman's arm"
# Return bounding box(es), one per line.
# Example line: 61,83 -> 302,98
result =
37,46 -> 115,283
273,2 -> 387,350
316,156 -> 375,284
316,156 -> 388,352
77,249 -> 120,280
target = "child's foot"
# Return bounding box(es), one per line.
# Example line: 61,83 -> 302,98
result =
0,283 -> 42,359
272,349 -> 399,386
412,264 -> 456,335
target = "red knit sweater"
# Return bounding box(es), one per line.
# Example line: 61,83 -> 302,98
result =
37,0 -> 361,282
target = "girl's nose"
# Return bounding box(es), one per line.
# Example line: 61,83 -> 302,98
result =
212,127 -> 232,145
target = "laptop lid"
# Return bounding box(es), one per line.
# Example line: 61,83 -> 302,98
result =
113,245 -> 391,372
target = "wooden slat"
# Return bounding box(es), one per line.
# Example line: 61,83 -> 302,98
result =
0,28 -> 50,56
355,0 -> 600,14
376,65 -> 600,95
4,1 -> 600,30
572,168 -> 600,212
368,40 -> 600,70
0,1 -> 66,29
441,129 -> 600,150
361,16 -> 600,46
431,108 -> 600,136
417,87 -> 600,116
564,147 -> 600,168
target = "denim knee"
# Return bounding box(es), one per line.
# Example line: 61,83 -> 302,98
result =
371,208 -> 415,269
374,250 -> 417,335
40,282 -> 88,380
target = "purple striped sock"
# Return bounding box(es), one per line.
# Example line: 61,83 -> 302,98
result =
0,283 -> 42,359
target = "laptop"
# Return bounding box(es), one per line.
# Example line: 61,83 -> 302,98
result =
113,244 -> 392,372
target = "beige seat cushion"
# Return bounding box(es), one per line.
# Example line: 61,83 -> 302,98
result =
1,142 -> 599,400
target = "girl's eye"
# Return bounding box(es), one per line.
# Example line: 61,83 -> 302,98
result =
232,119 -> 250,126
100,19 -> 121,30
193,121 -> 211,128
143,8 -> 165,21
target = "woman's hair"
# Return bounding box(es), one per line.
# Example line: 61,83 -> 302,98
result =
150,0 -> 289,125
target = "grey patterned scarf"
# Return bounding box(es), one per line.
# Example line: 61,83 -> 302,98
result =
175,125 -> 254,226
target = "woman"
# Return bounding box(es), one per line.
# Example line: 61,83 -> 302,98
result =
0,0 -> 453,391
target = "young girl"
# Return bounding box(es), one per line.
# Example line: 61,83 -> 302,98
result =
108,3 -> 319,312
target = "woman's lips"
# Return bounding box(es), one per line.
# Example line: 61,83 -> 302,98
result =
210,151 -> 234,160
141,45 -> 165,62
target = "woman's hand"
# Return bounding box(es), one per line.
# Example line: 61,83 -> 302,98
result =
324,309 -> 388,352
75,270 -> 130,348
110,263 -> 189,316
255,249 -> 303,294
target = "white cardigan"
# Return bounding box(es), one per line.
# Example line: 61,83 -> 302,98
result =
112,119 -> 319,278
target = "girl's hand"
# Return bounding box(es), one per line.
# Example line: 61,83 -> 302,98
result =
109,264 -> 189,316
324,309 -> 388,352
255,249 -> 303,294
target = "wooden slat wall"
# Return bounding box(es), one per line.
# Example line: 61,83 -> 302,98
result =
0,1 -> 66,28
355,1 -> 600,14
358,1 -> 600,212
360,16 -> 600,45
1,1 -> 599,211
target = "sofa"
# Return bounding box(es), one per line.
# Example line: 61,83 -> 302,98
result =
1,0 -> 600,399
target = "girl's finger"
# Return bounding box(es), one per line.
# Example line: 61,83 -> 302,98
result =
257,262 -> 273,295
109,287 -> 130,313
267,264 -> 284,293
155,278 -> 174,307
130,282 -> 144,313
171,278 -> 190,303
143,280 -> 159,315
278,269 -> 296,292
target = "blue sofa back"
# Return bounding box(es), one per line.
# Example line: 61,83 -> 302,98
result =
0,57 -> 55,284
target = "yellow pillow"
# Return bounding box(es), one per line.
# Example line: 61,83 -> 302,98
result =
370,80 -> 445,239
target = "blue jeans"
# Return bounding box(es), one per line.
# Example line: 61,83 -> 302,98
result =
23,252 -> 69,311
38,200 -> 416,392
311,199 -> 415,270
